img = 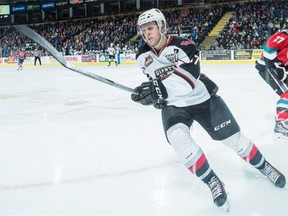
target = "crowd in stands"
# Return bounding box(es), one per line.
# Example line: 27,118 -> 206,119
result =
0,0 -> 288,58
0,5 -> 224,58
33,15 -> 138,56
0,14 -> 139,57
165,6 -> 224,47
210,1 -> 288,50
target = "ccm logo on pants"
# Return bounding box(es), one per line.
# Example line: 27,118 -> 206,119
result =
214,120 -> 231,131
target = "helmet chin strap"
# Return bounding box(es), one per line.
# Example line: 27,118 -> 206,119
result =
153,33 -> 166,50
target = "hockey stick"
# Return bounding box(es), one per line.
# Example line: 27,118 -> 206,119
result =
267,68 -> 288,93
14,25 -> 135,93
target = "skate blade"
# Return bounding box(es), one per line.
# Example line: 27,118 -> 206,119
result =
274,133 -> 288,141
222,194 -> 230,213
216,193 -> 230,212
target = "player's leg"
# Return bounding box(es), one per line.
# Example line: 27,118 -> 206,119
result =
222,132 -> 285,187
275,90 -> 288,139
199,95 -> 286,188
17,58 -> 20,70
20,59 -> 24,70
18,59 -> 24,70
256,61 -> 288,139
108,55 -> 112,66
114,55 -> 118,66
162,106 -> 227,208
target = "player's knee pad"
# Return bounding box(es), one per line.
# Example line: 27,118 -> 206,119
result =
166,123 -> 202,164
221,131 -> 253,157
166,123 -> 191,146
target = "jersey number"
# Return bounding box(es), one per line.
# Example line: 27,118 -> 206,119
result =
273,36 -> 285,44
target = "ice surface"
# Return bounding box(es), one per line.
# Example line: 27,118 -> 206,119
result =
0,63 -> 287,215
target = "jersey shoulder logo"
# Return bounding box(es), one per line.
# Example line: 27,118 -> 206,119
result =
144,55 -> 153,67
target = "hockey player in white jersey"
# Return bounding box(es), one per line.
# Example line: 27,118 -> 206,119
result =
107,43 -> 118,66
131,8 -> 286,210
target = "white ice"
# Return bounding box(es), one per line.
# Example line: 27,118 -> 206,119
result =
0,63 -> 287,215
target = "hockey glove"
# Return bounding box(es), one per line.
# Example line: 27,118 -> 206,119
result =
272,62 -> 288,81
131,81 -> 154,106
131,79 -> 168,109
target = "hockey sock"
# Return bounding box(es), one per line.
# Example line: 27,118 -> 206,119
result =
276,92 -> 288,121
188,153 -> 214,183
242,144 -> 265,169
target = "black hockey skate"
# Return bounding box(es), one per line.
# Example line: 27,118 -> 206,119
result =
259,161 -> 286,188
207,174 -> 228,208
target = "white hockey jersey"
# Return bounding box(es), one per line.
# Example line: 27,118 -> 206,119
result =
136,36 -> 211,107
107,46 -> 116,56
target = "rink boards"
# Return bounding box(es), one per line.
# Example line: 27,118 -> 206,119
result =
0,49 -> 260,66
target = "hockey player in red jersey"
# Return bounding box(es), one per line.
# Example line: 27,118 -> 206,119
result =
16,47 -> 28,71
131,8 -> 286,210
255,29 -> 288,139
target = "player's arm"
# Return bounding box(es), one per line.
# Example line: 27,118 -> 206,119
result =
176,40 -> 219,95
178,41 -> 200,72
263,32 -> 288,81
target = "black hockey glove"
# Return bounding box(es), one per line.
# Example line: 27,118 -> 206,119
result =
131,81 -> 154,106
271,62 -> 288,81
131,79 -> 168,109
